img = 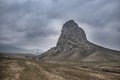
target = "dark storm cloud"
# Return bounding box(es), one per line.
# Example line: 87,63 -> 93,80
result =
0,0 -> 120,51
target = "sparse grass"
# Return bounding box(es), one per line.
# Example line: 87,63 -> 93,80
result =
0,58 -> 120,80
19,64 -> 47,80
0,59 -> 6,79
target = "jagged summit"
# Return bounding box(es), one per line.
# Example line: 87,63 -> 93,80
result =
38,20 -> 120,62
57,20 -> 87,47
63,20 -> 77,28
62,20 -> 85,33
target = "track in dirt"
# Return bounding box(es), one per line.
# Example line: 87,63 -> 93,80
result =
0,59 -> 120,80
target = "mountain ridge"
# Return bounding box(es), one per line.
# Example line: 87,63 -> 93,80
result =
38,20 -> 120,62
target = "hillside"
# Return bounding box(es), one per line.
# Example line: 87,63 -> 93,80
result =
38,20 -> 120,62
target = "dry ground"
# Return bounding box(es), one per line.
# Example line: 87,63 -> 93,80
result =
0,58 -> 120,80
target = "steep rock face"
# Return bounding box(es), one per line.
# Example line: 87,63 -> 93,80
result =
57,20 -> 88,50
57,20 -> 87,45
38,20 -> 120,62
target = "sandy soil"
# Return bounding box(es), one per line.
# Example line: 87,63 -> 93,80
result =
0,59 -> 120,80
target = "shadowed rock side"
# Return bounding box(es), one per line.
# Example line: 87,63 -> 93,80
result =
38,20 -> 120,62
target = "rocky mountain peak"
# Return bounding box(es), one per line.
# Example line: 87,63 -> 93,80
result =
38,20 -> 120,62
63,20 -> 77,27
57,20 -> 87,47
62,20 -> 80,32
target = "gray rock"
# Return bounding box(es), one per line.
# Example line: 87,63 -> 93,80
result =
38,20 -> 120,62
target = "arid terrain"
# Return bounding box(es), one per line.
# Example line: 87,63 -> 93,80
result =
0,58 -> 120,80
0,20 -> 120,80
0,0 -> 120,80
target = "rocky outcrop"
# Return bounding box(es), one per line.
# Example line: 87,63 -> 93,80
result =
38,20 -> 120,62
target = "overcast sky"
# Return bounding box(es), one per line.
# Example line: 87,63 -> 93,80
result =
0,0 -> 120,52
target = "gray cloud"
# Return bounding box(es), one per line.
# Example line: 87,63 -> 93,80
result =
0,0 -> 120,51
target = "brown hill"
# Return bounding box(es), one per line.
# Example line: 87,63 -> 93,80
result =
38,20 -> 120,62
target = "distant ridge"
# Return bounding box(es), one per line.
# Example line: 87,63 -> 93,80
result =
0,43 -> 27,53
38,20 -> 120,62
